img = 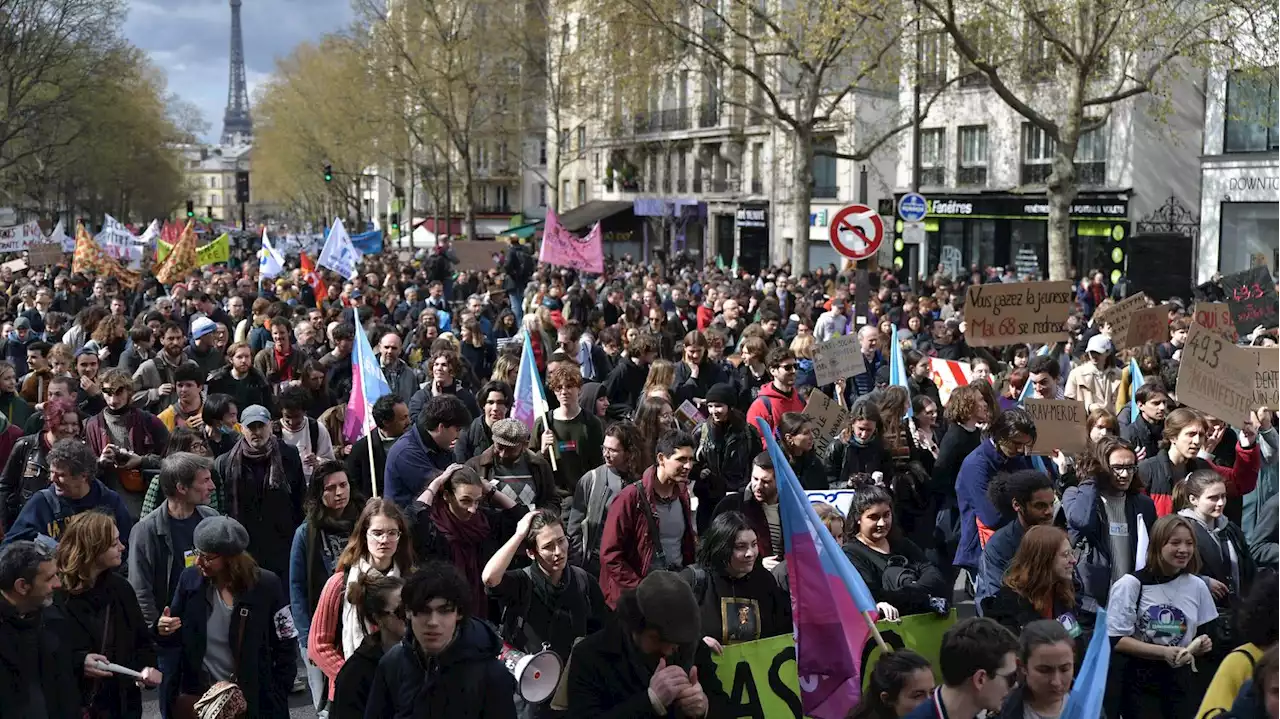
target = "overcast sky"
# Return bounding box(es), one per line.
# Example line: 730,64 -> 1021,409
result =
124,0 -> 353,144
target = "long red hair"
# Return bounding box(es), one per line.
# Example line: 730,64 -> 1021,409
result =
1003,525 -> 1075,616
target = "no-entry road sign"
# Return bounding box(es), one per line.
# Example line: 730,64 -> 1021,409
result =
828,204 -> 884,261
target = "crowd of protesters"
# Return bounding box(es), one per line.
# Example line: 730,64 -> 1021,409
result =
0,233 -> 1275,719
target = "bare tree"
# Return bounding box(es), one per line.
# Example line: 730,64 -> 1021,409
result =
920,0 -> 1276,279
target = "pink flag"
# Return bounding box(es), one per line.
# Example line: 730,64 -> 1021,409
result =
539,209 -> 604,274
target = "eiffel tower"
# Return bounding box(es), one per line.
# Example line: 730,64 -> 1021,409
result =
221,0 -> 253,146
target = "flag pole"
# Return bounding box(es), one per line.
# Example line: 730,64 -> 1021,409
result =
544,412 -> 559,472
367,422 -> 379,498
861,610 -> 892,653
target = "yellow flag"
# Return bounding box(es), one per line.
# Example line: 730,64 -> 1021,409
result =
158,231 -> 229,267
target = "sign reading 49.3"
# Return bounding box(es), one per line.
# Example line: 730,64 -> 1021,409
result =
1189,330 -> 1223,369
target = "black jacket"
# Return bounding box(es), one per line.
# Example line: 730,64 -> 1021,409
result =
603,355 -> 648,411
564,620 -> 732,718
489,564 -> 608,661
345,432 -> 393,501
844,536 -> 950,615
165,566 -> 296,719
0,433 -> 49,528
0,599 -> 80,719
331,634 -> 388,719
981,585 -> 1094,645
409,380 -> 480,423
365,617 -> 516,719
47,572 -> 158,719
454,416 -> 495,464
827,438 -> 891,486
671,360 -> 727,407
1181,511 -> 1257,605
214,442 -> 306,584
206,365 -> 275,418
678,564 -> 792,646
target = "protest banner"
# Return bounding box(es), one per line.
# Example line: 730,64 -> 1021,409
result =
1125,304 -> 1171,349
452,240 -> 508,271
1246,347 -> 1279,411
964,281 -> 1072,347
540,209 -> 604,273
1093,292 -> 1148,350
803,390 -> 848,463
1193,302 -> 1238,342
1024,399 -> 1088,455
712,612 -> 957,718
929,358 -> 972,405
0,220 -> 44,253
158,233 -> 230,267
26,243 -> 64,268
1221,266 -> 1278,339
813,334 -> 866,385
1177,323 -> 1256,427
806,489 -> 857,517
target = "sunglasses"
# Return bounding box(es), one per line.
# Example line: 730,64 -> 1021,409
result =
775,363 -> 798,371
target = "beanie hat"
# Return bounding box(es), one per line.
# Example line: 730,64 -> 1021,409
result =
706,383 -> 737,407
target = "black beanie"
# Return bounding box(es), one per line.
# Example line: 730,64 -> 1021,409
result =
706,383 -> 737,407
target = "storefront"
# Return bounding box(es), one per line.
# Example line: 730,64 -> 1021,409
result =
892,192 -> 1130,281
807,204 -> 847,271
733,204 -> 769,274
1199,162 -> 1280,282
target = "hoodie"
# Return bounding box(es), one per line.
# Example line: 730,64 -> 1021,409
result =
954,440 -> 1035,571
745,382 -> 806,442
2,479 -> 134,548
365,617 -> 515,719
384,422 -> 455,507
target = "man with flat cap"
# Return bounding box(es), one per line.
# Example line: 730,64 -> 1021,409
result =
564,570 -> 729,717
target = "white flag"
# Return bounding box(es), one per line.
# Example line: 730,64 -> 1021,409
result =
50,220 -> 74,253
259,228 -> 285,278
1135,520 -> 1149,570
137,220 -> 160,247
317,218 -> 361,280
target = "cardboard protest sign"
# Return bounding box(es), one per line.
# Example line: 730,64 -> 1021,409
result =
813,334 -> 866,385
712,612 -> 958,717
803,390 -> 848,463
26,243 -> 64,268
806,489 -> 857,518
1193,302 -> 1238,342
1125,304 -> 1171,349
1246,347 -> 1279,411
452,240 -> 507,271
964,281 -> 1073,347
1094,292 -> 1147,349
1177,323 -> 1256,427
1221,266 -> 1278,339
1024,399 -> 1088,455
675,399 -> 706,431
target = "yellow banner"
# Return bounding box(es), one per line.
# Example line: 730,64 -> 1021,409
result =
158,233 -> 230,266
711,611 -> 957,718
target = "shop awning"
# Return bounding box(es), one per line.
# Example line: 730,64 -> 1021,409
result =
557,200 -> 634,232
500,220 -> 543,239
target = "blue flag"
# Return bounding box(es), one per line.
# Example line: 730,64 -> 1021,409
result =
888,325 -> 913,418
343,320 -> 392,444
1061,609 -> 1111,719
1129,358 -> 1145,423
513,330 -> 550,430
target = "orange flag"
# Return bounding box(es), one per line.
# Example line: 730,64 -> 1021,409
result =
72,223 -> 140,288
300,252 -> 327,308
155,220 -> 198,285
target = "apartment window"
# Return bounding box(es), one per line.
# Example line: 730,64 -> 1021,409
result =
957,21 -> 991,87
560,23 -> 569,48
1023,12 -> 1055,80
920,128 -> 945,186
919,30 -> 946,88
750,142 -> 762,194
576,127 -> 586,152
559,129 -> 570,153
813,136 -> 838,198
1076,122 -> 1108,185
1020,123 -> 1055,184
539,139 -> 547,165
576,18 -> 585,45
497,186 -> 510,211
957,125 -> 988,187
1225,68 -> 1280,152
577,179 -> 587,205
539,183 -> 547,206
562,180 -> 571,208
211,193 -> 221,207
593,152 -> 600,179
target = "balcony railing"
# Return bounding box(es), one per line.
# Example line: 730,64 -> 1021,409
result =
709,177 -> 736,193
677,176 -> 688,193
812,185 -> 839,199
957,165 -> 987,187
1021,162 -> 1053,185
920,167 -> 945,186
473,204 -> 513,214
1076,161 -> 1106,186
632,107 -> 692,134
698,103 -> 720,128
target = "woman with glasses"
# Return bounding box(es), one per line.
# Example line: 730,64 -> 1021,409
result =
910,396 -> 940,461
982,526 -> 1089,643
482,509 -> 607,717
1062,435 -> 1158,611
995,620 -> 1076,719
330,574 -> 406,719
0,395 -> 79,527
1105,515 -> 1220,719
49,512 -> 161,719
309,498 -> 415,703
289,462 -> 363,714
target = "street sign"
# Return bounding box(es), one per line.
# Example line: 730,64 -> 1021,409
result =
903,221 -> 926,245
828,204 -> 884,261
899,192 -> 928,222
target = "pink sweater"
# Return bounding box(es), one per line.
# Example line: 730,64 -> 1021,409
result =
307,572 -> 346,700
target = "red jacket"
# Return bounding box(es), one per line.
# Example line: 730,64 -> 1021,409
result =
746,382 -> 807,445
697,305 -> 715,331
597,466 -> 696,608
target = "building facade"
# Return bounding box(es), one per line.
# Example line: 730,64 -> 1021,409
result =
176,143 -> 252,224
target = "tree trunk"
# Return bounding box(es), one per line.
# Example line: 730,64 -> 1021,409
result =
1046,79 -> 1085,282
462,160 -> 476,240
790,128 -> 814,274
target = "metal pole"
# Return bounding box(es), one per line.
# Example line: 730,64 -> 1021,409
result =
240,202 -> 246,231
911,0 -> 922,193
445,150 -> 453,241
355,174 -> 363,230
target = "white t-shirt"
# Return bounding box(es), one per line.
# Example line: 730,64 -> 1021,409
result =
281,420 -> 336,478
1106,573 -> 1218,647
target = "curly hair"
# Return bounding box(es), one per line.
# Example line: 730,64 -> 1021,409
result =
943,384 -> 986,425
90,315 -> 127,345
54,511 -> 118,593
1002,525 -> 1075,616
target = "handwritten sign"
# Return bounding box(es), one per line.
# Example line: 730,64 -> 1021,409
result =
1177,323 -> 1256,427
1125,304 -> 1171,349
1222,266 -> 1278,338
813,334 -> 867,385
1024,398 -> 1088,455
0,221 -> 44,253
1246,347 -> 1279,411
964,281 -> 1073,347
1193,302 -> 1237,342
806,489 -> 857,517
26,243 -> 64,268
803,390 -> 849,463
1094,292 -> 1148,350
675,399 -> 706,431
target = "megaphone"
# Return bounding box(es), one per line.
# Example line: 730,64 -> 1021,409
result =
499,643 -> 563,703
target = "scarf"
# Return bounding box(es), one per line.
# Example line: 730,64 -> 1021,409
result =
304,512 -> 357,614
224,435 -> 287,517
341,557 -> 401,658
429,500 -> 491,619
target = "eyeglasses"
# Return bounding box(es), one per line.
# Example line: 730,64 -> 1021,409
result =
367,528 -> 401,540
1109,464 -> 1138,475
193,549 -> 221,561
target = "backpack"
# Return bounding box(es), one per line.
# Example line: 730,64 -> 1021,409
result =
881,555 -> 922,593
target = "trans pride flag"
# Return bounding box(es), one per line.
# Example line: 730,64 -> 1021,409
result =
756,417 -> 879,719
1128,358 -> 1145,423
888,325 -> 913,417
513,330 -> 550,430
343,320 -> 393,444
1061,609 -> 1111,719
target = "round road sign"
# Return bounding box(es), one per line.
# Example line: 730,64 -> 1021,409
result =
898,192 -> 927,222
828,204 -> 884,261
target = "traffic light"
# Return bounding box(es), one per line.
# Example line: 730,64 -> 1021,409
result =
323,164 -> 333,183
185,200 -> 194,218
390,212 -> 400,231
235,171 -> 250,204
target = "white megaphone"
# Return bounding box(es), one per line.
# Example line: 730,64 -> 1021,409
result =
499,643 -> 563,703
